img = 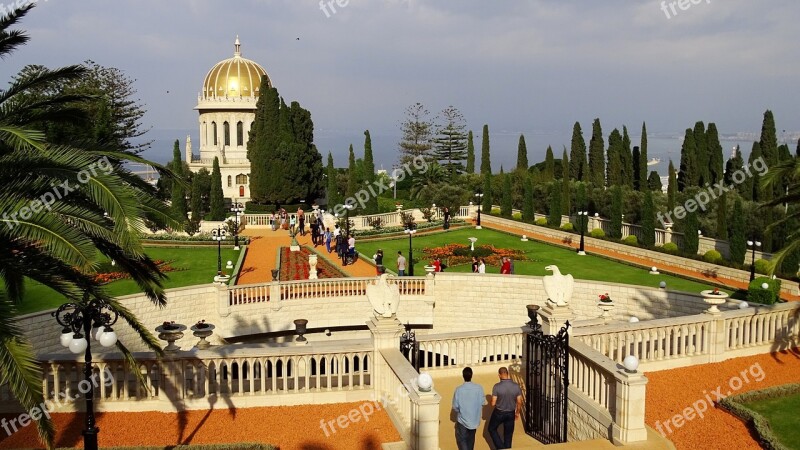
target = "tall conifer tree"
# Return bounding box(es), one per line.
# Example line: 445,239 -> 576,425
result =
678,128 -> 697,191
569,121 -> 587,181
716,191 -> 728,240
706,123 -> 724,185
683,210 -> 700,255
548,180 -> 562,227
620,126 -> 633,188
667,160 -> 677,213
641,190 -> 655,246
209,156 -> 225,220
363,130 -> 378,214
729,197 -> 747,265
694,121 -> 708,186
523,174 -> 535,222
588,118 -> 605,186
632,146 -> 641,190
606,129 -> 623,187
170,139 -> 187,221
609,185 -> 623,238
561,148 -> 570,213
639,122 -> 649,191
346,144 -> 358,202
466,130 -> 475,174
516,134 -> 528,171
501,170 -> 513,217
326,152 -> 340,208
480,124 -> 491,175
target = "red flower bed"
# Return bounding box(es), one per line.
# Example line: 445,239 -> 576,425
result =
280,247 -> 346,281
92,259 -> 184,284
421,243 -> 526,267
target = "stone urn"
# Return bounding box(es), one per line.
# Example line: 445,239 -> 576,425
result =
701,289 -> 729,314
190,322 -> 215,349
294,319 -> 309,343
424,265 -> 436,276
213,274 -> 231,284
597,301 -> 614,320
309,254 -> 318,280
271,268 -> 279,281
155,322 -> 187,352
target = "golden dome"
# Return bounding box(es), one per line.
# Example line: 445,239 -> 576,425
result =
202,36 -> 270,99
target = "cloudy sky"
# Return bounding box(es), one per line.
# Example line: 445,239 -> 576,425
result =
4,0 -> 799,168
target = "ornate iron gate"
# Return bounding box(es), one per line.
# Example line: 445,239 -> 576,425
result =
525,308 -> 570,444
399,324 -> 420,371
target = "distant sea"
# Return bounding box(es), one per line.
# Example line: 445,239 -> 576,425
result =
137,128 -> 767,179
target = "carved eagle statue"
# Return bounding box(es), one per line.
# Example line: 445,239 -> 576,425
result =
366,274 -> 400,318
542,265 -> 574,307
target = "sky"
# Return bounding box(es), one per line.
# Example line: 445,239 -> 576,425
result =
3,0 -> 799,169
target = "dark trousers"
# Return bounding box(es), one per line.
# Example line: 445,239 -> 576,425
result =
488,409 -> 515,449
455,422 -> 476,450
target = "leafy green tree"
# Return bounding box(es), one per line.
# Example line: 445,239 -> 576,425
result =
170,140 -> 187,221
480,124 -> 491,175
716,191 -> 728,240
588,118 -> 605,186
522,174 -> 535,221
639,122 -> 649,191
363,130 -> 378,214
516,134 -> 528,171
668,160 -> 678,212
569,121 -> 587,181
501,170 -> 513,217
641,190 -> 656,246
192,168 -> 212,213
693,121 -> 708,186
707,123 -> 724,185
398,102 -> 434,165
647,171 -> 662,191
543,146 -> 555,181
729,197 -> 747,265
678,128 -> 697,191
466,130 -> 475,174
606,129 -> 622,187
209,156 -> 225,220
433,106 -> 468,177
561,148 -> 570,213
548,180 -> 562,226
683,210 -> 700,255
326,152 -> 341,208
609,186 -> 623,238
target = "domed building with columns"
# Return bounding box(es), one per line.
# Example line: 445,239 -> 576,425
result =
186,36 -> 269,203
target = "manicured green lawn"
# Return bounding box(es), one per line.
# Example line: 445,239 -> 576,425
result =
10,246 -> 240,315
356,227 -> 729,294
744,392 -> 800,449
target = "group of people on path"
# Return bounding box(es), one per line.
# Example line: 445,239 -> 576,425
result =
452,366 -> 523,450
468,256 -> 514,274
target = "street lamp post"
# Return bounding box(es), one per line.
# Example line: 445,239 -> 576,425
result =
405,226 -> 417,276
211,226 -> 227,275
747,239 -> 761,282
343,204 -> 354,238
53,293 -> 119,450
475,192 -> 484,229
230,201 -> 243,250
577,210 -> 588,255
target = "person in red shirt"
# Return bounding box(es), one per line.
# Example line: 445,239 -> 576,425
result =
500,257 -> 511,274
432,257 -> 442,272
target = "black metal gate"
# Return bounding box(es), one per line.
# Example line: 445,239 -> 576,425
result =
399,324 -> 420,371
525,308 -> 570,444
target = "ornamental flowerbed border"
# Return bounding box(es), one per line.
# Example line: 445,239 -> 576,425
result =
421,243 -> 526,267
279,247 -> 347,281
93,259 -> 184,284
718,383 -> 800,450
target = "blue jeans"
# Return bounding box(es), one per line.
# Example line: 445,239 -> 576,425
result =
488,409 -> 515,449
455,422 -> 476,450
398,269 -> 405,276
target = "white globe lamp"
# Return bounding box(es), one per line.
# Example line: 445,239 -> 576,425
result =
417,373 -> 433,392
623,355 -> 639,373
69,335 -> 88,354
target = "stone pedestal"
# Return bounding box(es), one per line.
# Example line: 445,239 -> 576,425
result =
612,370 -> 649,443
367,316 -> 405,350
308,254 -> 318,280
538,303 -> 574,335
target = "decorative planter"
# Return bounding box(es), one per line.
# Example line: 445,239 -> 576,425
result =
271,269 -> 279,282
214,274 -> 230,284
526,304 -> 540,327
424,265 -> 436,275
155,323 -> 187,352
294,319 -> 309,343
468,237 -> 477,251
701,290 -> 729,314
597,301 -> 614,320
309,254 -> 318,280
190,323 -> 215,349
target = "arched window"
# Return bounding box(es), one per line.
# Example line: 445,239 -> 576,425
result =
236,174 -> 248,185
227,175 -> 232,187
223,121 -> 230,146
212,121 -> 217,146
236,121 -> 244,146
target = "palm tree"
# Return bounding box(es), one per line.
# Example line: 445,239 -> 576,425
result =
762,155 -> 800,275
0,5 -> 181,447
409,161 -> 444,200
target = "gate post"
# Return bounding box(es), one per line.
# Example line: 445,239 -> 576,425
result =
611,368 -> 649,443
538,302 -> 575,335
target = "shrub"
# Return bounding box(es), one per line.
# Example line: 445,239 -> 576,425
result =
512,212 -> 522,220
622,235 -> 638,246
453,246 -> 493,258
534,218 -> 548,226
491,207 -> 501,214
703,250 -> 723,264
560,223 -> 574,232
747,277 -> 781,305
662,242 -> 679,254
367,216 -> 383,230
754,258 -> 770,275
589,228 -> 605,239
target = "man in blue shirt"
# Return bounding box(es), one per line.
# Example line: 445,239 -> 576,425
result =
452,367 -> 486,450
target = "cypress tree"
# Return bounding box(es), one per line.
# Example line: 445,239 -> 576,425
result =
247,80 -> 280,204
647,171 -> 662,191
694,121 -> 708,186
363,130 -> 378,214
561,148 -> 570,213
729,197 -> 747,265
576,182 -> 588,233
639,122 -> 649,191
501,170 -> 513,217
796,138 -> 800,157
641,190 -> 655,246
620,126 -> 633,188
209,156 -> 225,220
190,172 -> 204,225
716,191 -> 728,240
516,134 -> 528,171
606,129 -> 622,187
707,123 -> 725,185
482,174 -> 492,213
632,146 -> 641,190
588,118 -> 605,186
569,122 -> 587,181
466,130 -> 475,174
170,139 -> 187,221
758,110 -> 778,251
548,180 -> 562,227
523,174 -> 535,222
346,144 -> 358,203
725,145 -> 745,190
683,210 -> 699,255
326,152 -> 340,209
746,142 -> 762,202
480,124 -> 491,175
668,160 -> 677,213
609,185 -> 623,238
678,128 -> 697,191
544,146 -> 555,181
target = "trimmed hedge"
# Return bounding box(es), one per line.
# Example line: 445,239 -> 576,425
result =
704,249 -> 723,264
718,383 -> 800,450
560,223 -> 574,232
353,219 -> 465,238
534,218 -> 548,226
622,235 -> 638,246
747,277 -> 781,305
754,258 -> 771,275
589,228 -> 605,239
662,242 -> 679,254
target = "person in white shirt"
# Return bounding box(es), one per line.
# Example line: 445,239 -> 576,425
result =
478,258 -> 486,274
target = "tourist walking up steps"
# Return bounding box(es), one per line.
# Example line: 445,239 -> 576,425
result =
452,367 -> 485,450
397,251 -> 406,276
297,207 -> 305,236
488,367 -> 522,450
324,227 -> 332,253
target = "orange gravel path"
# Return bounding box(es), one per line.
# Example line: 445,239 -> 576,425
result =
0,402 -> 401,449
484,221 -> 800,302
645,348 -> 800,449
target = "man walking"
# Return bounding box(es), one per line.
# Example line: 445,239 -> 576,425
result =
452,367 -> 485,450
397,251 -> 406,276
488,366 -> 522,450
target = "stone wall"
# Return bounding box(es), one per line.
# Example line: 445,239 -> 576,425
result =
567,387 -> 612,442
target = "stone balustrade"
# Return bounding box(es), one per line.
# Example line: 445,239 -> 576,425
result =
416,327 -> 524,370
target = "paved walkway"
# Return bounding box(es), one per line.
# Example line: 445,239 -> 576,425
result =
483,221 -> 800,302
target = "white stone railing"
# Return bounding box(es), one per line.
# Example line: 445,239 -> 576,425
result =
229,283 -> 271,305
358,210 -> 404,228
227,277 -> 429,306
568,339 -> 616,412
724,302 -> 800,353
416,327 -> 524,370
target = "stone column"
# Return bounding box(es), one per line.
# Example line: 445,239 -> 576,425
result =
270,281 -> 282,310
367,316 -> 405,405
664,223 -> 674,244
216,283 -> 230,318
707,315 -> 727,363
611,369 -> 649,443
414,390 -> 441,450
538,303 -> 574,335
